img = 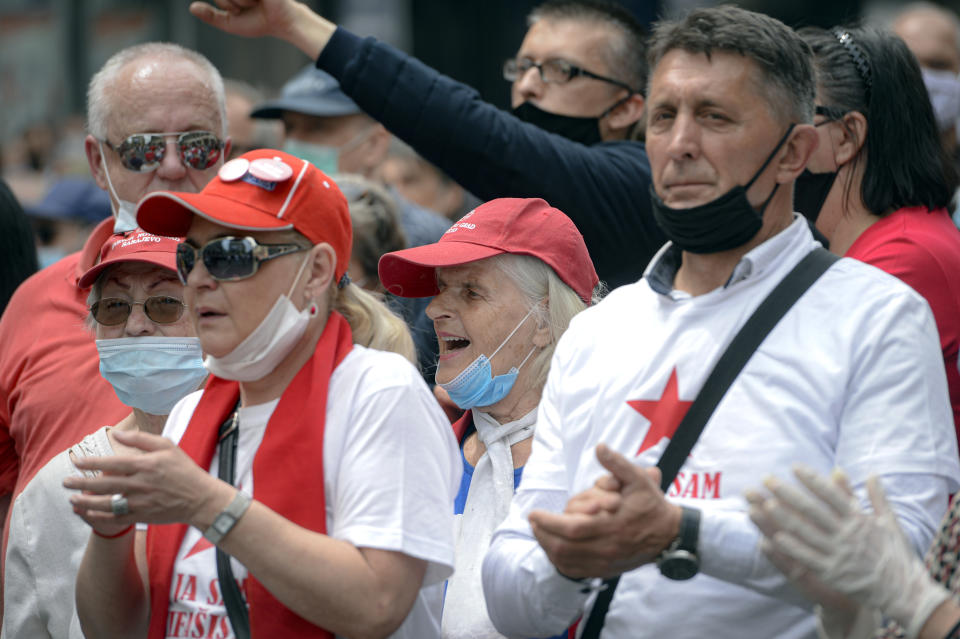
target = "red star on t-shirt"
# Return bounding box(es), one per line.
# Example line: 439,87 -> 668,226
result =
628,368 -> 693,456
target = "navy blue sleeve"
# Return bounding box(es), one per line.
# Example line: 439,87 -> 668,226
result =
318,28 -> 665,290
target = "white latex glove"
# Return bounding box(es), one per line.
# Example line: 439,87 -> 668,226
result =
759,466 -> 949,639
747,487 -> 870,639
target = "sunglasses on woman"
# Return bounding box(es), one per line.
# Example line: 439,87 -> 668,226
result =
176,236 -> 308,284
90,296 -> 187,326
103,131 -> 224,172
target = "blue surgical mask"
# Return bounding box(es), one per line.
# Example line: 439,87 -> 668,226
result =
283,126 -> 375,176
36,246 -> 68,269
96,336 -> 207,415
283,139 -> 339,175
438,308 -> 538,409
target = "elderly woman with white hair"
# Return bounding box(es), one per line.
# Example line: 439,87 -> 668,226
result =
378,197 -> 601,639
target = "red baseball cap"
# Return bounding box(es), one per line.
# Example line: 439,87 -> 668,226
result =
78,229 -> 181,289
378,198 -> 598,303
136,148 -> 352,281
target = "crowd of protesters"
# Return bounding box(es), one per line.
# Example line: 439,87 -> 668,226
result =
2,0 -> 960,638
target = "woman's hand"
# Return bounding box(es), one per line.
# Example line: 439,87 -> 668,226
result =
65,430 -> 231,532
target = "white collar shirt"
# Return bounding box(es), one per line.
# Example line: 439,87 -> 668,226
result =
482,217 -> 960,639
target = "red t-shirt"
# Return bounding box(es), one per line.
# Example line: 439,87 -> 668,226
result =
0,219 -> 127,502
845,206 -> 960,439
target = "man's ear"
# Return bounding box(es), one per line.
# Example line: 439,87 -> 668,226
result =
606,93 -> 645,132
832,111 -> 867,165
85,134 -> 108,191
363,124 -> 391,174
775,124 -> 820,184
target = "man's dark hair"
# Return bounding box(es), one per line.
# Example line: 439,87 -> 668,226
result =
647,5 -> 815,124
528,0 -> 648,94
800,25 -> 958,215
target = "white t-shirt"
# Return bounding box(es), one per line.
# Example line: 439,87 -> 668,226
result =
4,426 -> 114,639
482,218 -> 960,639
161,345 -> 460,639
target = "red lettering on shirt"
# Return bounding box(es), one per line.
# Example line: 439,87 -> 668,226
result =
667,471 -> 722,499
207,578 -> 221,606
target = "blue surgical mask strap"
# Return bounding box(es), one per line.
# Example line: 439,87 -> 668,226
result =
487,306 -> 536,364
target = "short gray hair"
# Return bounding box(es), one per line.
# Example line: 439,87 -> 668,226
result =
87,42 -> 227,141
527,0 -> 648,93
488,253 -> 603,391
647,5 -> 815,124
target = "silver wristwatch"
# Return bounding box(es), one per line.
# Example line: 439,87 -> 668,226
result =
203,490 -> 252,544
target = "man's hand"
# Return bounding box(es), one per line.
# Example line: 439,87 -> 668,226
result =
528,443 -> 681,579
189,0 -> 335,59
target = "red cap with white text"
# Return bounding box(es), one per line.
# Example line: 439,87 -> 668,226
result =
378,197 -> 598,303
78,229 -> 181,289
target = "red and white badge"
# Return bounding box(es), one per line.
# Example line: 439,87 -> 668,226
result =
248,158 -> 293,182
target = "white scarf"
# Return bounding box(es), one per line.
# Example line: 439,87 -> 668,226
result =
442,408 -> 536,639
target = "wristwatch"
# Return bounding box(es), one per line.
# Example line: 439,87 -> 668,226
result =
657,506 -> 701,580
203,490 -> 252,544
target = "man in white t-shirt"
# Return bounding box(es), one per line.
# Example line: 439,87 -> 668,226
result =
481,6 -> 960,639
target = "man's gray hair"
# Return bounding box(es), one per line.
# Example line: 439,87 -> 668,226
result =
488,253 -> 603,392
647,5 -> 816,124
87,42 -> 227,141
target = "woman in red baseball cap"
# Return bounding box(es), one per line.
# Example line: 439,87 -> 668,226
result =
5,229 -> 206,639
66,150 -> 458,639
377,196 -> 601,638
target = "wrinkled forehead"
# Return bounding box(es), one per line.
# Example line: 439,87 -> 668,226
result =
98,262 -> 180,290
106,57 -> 222,138
649,49 -> 764,105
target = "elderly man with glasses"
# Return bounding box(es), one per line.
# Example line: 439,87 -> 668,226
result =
192,0 -> 663,292
0,42 -> 229,607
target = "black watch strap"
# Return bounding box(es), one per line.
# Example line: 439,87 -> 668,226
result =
672,506 -> 700,555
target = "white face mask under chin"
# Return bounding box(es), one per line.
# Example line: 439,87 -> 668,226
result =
98,141 -> 140,233
203,252 -> 318,382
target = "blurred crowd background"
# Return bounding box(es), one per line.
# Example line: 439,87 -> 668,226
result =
0,0 -> 956,269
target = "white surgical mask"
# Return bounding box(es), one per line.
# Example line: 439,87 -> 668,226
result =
98,141 -> 140,233
922,68 -> 960,132
96,336 -> 207,415
204,252 -> 316,382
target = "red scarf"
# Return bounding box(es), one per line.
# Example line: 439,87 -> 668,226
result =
452,411 -> 472,445
147,312 -> 353,638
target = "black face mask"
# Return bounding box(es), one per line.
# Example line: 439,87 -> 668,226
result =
650,124 -> 795,254
793,169 -> 838,224
513,95 -> 631,146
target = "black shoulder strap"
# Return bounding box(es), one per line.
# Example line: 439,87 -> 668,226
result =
580,248 -> 838,639
216,406 -> 251,639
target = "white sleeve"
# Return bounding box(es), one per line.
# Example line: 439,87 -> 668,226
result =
3,492 -> 51,639
482,361 -> 590,638
328,361 -> 460,587
700,295 -> 956,605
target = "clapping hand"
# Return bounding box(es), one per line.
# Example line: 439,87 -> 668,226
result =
529,444 -> 680,579
747,465 -> 949,638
